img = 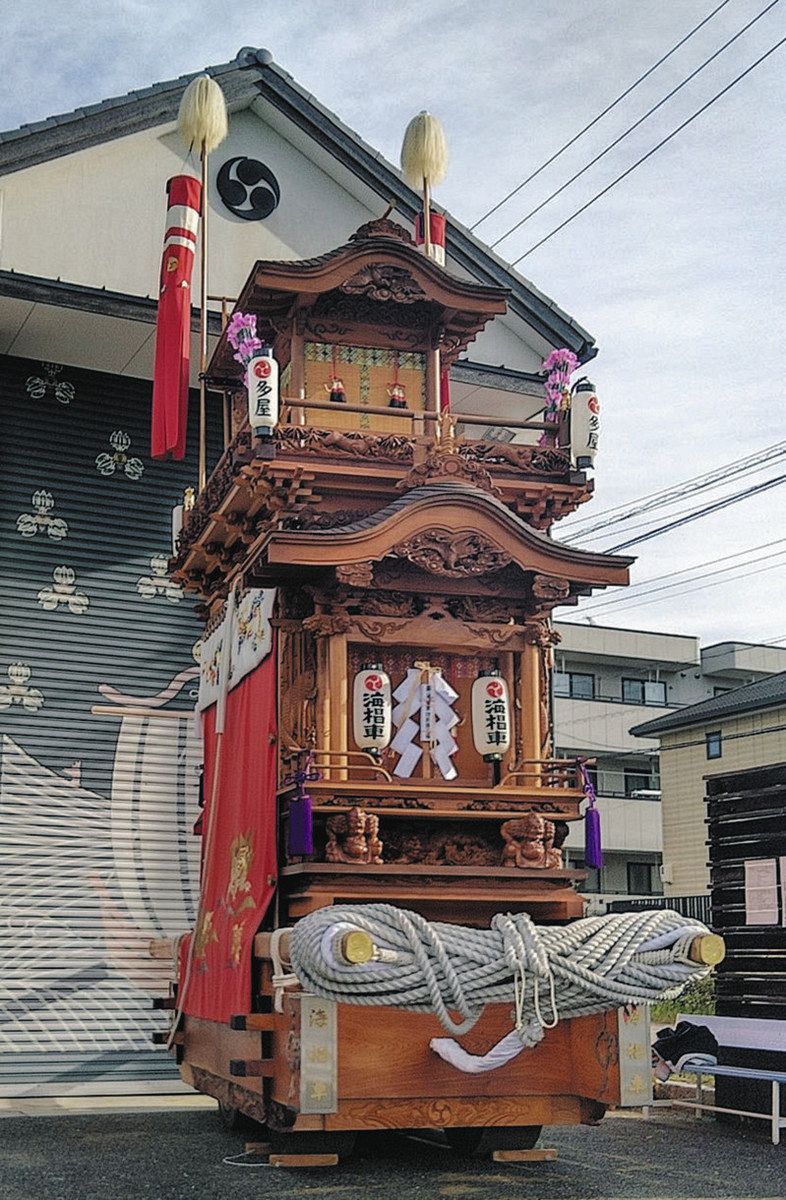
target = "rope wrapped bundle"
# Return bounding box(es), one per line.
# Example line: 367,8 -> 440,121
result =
289,904 -> 714,1060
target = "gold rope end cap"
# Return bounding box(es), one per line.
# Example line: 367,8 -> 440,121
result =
690,933 -> 725,966
340,930 -> 375,965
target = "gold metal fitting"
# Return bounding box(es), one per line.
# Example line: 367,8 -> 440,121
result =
688,934 -> 725,966
339,930 -> 376,965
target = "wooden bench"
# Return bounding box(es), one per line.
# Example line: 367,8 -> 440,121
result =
667,1014 -> 786,1145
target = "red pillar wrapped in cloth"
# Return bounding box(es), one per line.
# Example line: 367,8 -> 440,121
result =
151,174 -> 202,460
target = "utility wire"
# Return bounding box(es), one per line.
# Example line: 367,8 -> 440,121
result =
578,543 -> 786,613
564,440 -> 786,535
573,462 -> 786,545
570,555 -> 786,616
511,34 -> 786,263
558,722 -> 786,756
492,0 -> 779,250
574,537 -> 786,610
469,0 -> 734,230
605,471 -> 786,552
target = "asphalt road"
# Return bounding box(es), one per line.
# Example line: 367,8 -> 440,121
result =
1,1110 -> 783,1200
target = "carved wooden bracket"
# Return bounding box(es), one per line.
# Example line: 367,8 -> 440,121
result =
532,574 -> 571,602
524,618 -> 562,649
335,561 -> 374,589
396,445 -> 500,497
302,613 -> 352,637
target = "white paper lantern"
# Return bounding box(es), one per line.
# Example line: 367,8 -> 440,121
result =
570,377 -> 599,470
245,349 -> 279,435
352,664 -> 392,752
471,671 -> 511,761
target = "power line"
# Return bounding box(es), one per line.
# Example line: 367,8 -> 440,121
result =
469,0 -> 734,231
561,722 -> 786,757
570,555 -> 786,616
605,471 -> 786,552
491,0 -> 780,250
564,441 -> 786,535
574,538 -> 786,612
573,462 -> 786,545
578,544 -> 786,614
511,35 -> 786,264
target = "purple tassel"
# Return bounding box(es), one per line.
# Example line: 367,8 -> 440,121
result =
285,753 -> 319,858
578,759 -> 603,869
585,804 -> 603,870
287,792 -> 313,857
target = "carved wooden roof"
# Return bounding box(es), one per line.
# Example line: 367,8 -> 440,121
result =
259,484 -> 631,592
207,219 -> 510,381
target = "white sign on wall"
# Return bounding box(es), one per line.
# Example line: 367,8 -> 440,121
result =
744,858 -> 778,925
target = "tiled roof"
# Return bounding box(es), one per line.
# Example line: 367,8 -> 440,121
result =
0,47 -> 595,360
631,670 -> 786,737
276,482 -> 632,572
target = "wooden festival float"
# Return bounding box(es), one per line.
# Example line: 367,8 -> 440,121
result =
151,100 -> 724,1167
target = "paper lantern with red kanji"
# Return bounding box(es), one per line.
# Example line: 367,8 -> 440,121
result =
570,377 -> 599,470
471,671 -> 511,761
245,349 -> 279,436
352,665 -> 392,751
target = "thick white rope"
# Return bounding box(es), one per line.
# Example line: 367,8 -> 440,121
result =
288,904 -> 712,1072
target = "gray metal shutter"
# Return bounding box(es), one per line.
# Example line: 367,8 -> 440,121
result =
0,354 -> 216,1096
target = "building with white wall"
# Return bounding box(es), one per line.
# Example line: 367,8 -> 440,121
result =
553,622 -> 786,903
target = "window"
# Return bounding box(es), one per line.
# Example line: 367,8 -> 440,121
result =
644,680 -> 667,705
558,671 -> 595,699
572,858 -> 601,893
624,771 -> 652,797
622,678 -> 667,705
622,678 -> 645,704
706,730 -> 722,760
627,861 -> 654,895
554,671 -> 595,699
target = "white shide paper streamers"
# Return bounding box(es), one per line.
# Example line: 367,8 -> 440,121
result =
391,665 -> 459,780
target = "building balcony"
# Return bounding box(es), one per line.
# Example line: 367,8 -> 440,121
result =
563,793 -> 662,855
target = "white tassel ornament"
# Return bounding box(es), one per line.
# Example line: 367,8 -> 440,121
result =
400,111 -> 448,188
177,74 -> 228,156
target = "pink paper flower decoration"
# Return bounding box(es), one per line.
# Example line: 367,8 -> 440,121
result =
226,312 -> 263,365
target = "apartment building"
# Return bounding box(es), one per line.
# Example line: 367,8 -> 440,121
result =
632,671 -> 786,896
552,623 -> 786,903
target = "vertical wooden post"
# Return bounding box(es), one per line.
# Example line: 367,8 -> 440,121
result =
424,339 -> 440,419
290,324 -> 306,426
500,650 -> 516,781
317,637 -> 331,755
520,642 -> 542,784
327,633 -> 348,781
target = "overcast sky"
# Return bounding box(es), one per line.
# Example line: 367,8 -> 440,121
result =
1,0 -> 784,647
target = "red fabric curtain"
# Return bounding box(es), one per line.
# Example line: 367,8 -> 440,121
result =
181,652 -> 278,1022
